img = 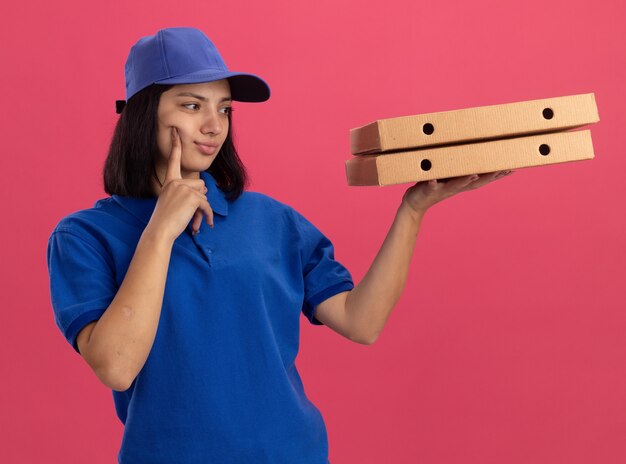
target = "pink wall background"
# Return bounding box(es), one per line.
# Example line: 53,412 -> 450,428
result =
1,0 -> 625,462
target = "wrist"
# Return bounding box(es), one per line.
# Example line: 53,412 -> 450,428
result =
399,200 -> 427,224
141,223 -> 175,248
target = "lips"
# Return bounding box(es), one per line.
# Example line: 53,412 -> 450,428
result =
194,142 -> 219,155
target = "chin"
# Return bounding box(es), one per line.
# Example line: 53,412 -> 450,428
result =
186,157 -> 217,172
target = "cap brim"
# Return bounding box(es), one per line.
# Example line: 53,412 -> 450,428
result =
154,69 -> 270,102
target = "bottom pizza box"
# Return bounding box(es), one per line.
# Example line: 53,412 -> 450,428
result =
345,130 -> 595,186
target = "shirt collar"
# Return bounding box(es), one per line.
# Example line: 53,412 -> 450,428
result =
111,170 -> 229,225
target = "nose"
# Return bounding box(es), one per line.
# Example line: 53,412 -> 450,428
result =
200,109 -> 224,136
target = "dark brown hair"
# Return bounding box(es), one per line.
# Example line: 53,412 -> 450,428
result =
103,83 -> 248,201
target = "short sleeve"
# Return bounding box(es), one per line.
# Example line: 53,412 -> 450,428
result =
291,208 -> 355,325
46,228 -> 118,354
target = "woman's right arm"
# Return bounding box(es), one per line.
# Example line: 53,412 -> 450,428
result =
77,126 -> 213,392
77,225 -> 174,392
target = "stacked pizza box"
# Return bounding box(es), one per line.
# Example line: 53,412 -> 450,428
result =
346,93 -> 599,186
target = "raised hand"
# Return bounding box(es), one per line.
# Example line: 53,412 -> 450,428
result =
147,126 -> 215,242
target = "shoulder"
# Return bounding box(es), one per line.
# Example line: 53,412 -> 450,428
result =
239,190 -> 299,219
236,190 -> 313,242
240,190 -> 292,209
240,191 -> 326,249
48,197 -> 118,248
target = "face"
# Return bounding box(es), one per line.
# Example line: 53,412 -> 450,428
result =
154,80 -> 232,181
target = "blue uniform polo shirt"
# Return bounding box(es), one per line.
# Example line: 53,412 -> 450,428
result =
46,170 -> 354,464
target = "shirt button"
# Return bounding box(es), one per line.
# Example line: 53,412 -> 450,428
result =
207,249 -> 213,254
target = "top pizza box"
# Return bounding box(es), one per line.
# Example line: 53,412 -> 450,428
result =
349,93 -> 599,155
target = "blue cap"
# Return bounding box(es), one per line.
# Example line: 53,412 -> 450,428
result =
118,27 -> 270,112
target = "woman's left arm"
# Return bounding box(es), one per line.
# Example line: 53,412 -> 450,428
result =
316,170 -> 513,345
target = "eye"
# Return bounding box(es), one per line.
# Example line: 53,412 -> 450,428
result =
220,106 -> 234,115
182,103 -> 200,110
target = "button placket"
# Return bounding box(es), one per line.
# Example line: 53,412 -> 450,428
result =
191,230 -> 217,266
203,246 -> 214,266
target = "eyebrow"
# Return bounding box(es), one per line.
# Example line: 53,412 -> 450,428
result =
175,92 -> 232,102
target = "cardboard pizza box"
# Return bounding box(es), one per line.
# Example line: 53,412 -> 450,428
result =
345,130 -> 595,186
350,93 -> 599,155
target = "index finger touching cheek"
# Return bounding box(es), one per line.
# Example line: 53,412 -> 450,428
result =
164,126 -> 183,183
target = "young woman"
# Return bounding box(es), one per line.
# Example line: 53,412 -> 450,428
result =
47,27 -> 511,464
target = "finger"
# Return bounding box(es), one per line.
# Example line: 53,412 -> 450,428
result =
464,174 -> 480,187
477,171 -> 509,185
495,170 -> 514,179
448,174 -> 480,190
189,195 -> 215,234
190,209 -> 203,235
198,197 -> 215,228
183,179 -> 208,193
197,179 -> 208,192
465,171 -> 512,191
164,127 -> 183,183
